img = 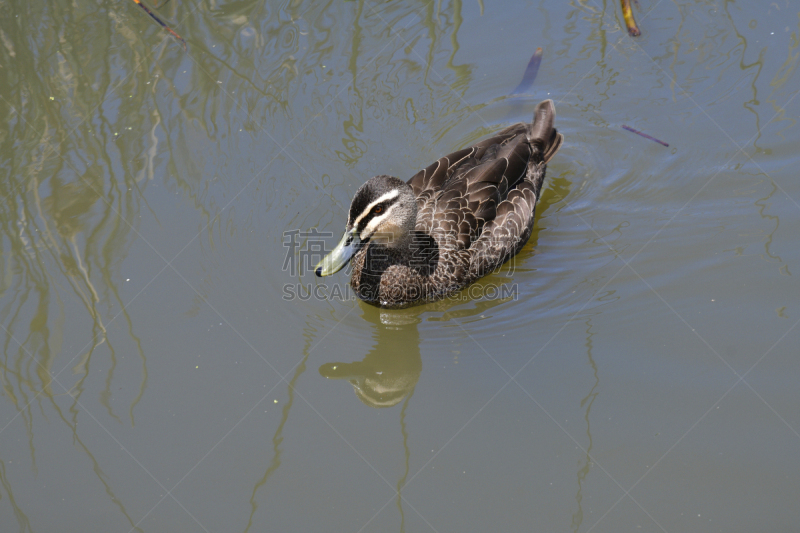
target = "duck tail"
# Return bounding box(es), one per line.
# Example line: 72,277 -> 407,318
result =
527,99 -> 563,164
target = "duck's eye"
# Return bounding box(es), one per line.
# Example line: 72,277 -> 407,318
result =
373,206 -> 383,214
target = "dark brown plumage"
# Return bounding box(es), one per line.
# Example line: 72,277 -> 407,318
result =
316,100 -> 563,308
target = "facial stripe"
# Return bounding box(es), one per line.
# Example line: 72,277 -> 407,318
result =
361,202 -> 400,240
351,189 -> 400,228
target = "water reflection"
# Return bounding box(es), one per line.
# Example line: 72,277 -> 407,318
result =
0,1 -> 201,527
0,458 -> 32,531
320,307 -> 421,408
1,0 -> 494,529
319,289 -> 518,406
244,318 -> 311,533
316,294 -> 515,532
3,0 -> 795,529
319,303 -> 422,532
571,315 -> 599,533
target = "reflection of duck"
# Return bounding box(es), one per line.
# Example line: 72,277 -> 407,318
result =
319,349 -> 421,408
320,295 -> 517,408
316,100 -> 563,308
320,307 -> 421,408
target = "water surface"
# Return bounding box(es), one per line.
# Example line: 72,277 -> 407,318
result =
1,0 -> 799,531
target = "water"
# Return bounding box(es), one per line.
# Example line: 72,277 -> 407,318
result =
1,0 -> 799,531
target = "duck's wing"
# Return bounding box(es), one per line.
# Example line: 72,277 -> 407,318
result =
406,123 -> 527,198
408,101 -> 562,260
407,124 -> 529,249
467,100 -> 563,278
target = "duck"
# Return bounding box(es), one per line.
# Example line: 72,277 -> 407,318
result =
315,99 -> 563,308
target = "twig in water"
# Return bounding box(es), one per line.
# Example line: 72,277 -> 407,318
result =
621,0 -> 641,36
131,0 -> 186,50
511,47 -> 543,95
622,125 -> 669,147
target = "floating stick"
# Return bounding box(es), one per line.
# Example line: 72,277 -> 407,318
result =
621,0 -> 641,36
622,125 -> 668,147
511,48 -> 543,95
131,0 -> 186,50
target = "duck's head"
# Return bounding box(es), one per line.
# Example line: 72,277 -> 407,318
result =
315,175 -> 417,277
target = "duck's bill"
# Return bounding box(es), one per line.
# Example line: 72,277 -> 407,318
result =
315,228 -> 361,276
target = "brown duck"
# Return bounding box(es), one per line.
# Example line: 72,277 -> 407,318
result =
316,99 -> 563,308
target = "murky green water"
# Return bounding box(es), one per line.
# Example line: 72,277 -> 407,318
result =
1,0 -> 799,531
